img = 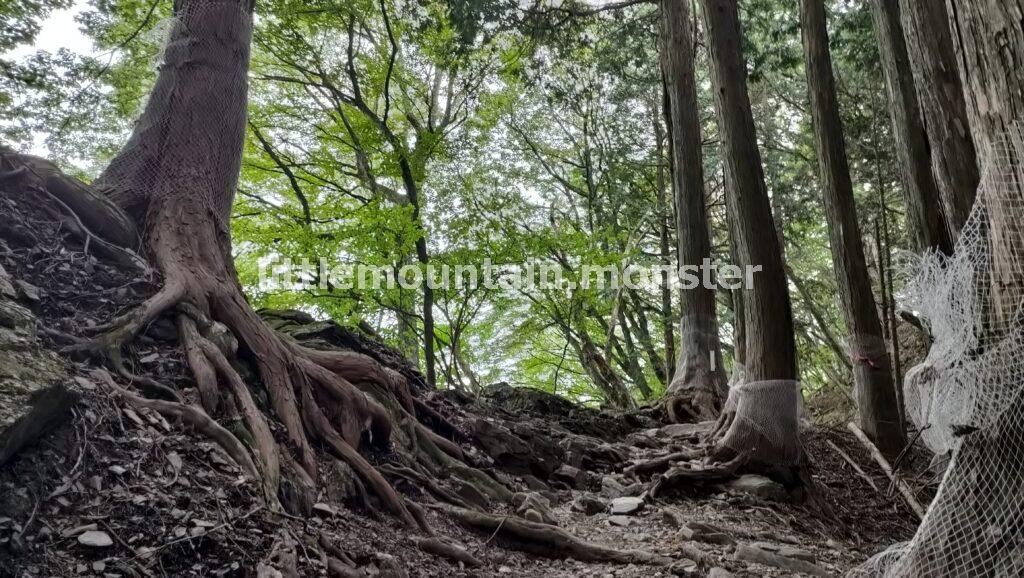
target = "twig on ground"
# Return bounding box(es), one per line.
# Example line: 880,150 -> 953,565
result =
847,422 -> 926,519
826,439 -> 880,492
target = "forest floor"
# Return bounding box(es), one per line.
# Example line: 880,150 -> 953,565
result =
0,185 -> 925,577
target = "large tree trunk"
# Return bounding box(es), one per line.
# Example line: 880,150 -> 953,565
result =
946,0 -> 1024,155
698,0 -> 797,384
946,0 -> 1024,333
859,5 -> 1024,574
800,0 -> 904,456
660,0 -> 727,421
869,0 -> 953,255
37,0 -> 473,534
899,0 -> 978,238
697,0 -> 802,470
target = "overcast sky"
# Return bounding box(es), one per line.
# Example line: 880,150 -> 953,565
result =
11,2 -> 93,59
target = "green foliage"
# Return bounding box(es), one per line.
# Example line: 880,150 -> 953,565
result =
13,0 -> 914,409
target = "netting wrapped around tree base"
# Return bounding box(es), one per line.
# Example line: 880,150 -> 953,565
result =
713,379 -> 804,467
850,126 -> 1024,577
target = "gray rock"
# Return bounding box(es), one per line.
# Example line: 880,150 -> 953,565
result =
0,265 -> 15,299
733,544 -> 829,577
723,474 -> 790,502
325,459 -> 358,503
513,492 -> 555,524
552,464 -> 584,488
750,541 -> 816,562
13,280 -> 40,303
669,559 -> 699,576
609,496 -> 644,515
601,475 -> 627,499
571,495 -> 606,516
520,474 -> 550,492
621,482 -> 646,497
0,294 -> 75,466
523,508 -> 544,523
77,530 -> 113,548
607,515 -> 632,527
708,568 -> 735,578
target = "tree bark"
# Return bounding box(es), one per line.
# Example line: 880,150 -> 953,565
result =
800,0 -> 905,455
653,100 -> 677,385
869,0 -> 953,255
885,7 -> 1024,573
65,0 -> 440,528
698,0 -> 798,384
946,0 -> 1024,334
946,0 -> 1024,157
660,0 -> 727,419
900,0 -> 978,238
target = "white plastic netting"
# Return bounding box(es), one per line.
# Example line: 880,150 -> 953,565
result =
718,379 -> 805,466
850,125 -> 1024,577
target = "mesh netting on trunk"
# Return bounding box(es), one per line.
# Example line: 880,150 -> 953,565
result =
850,126 -> 1024,577
716,379 -> 804,466
96,0 -> 251,227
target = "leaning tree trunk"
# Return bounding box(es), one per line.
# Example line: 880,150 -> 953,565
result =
660,0 -> 727,422
697,0 -> 801,468
800,0 -> 904,456
899,0 -> 978,238
869,0 -> 953,255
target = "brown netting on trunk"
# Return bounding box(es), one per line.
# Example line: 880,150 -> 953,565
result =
850,125 -> 1024,577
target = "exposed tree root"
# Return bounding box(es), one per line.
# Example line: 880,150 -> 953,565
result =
0,146 -> 147,272
318,533 -> 357,569
649,455 -> 744,498
192,320 -> 282,506
413,537 -> 483,568
380,464 -> 476,511
624,447 -> 703,479
428,503 -> 672,566
92,368 -> 259,479
662,387 -> 721,423
257,532 -> 299,578
71,224 -> 446,530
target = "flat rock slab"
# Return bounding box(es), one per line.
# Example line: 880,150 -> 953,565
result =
77,530 -> 113,548
609,496 -> 644,515
607,515 -> 633,527
723,474 -> 790,502
750,541 -> 817,562
733,544 -> 830,577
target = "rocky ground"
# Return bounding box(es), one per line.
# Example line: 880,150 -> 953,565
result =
0,182 -> 923,577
